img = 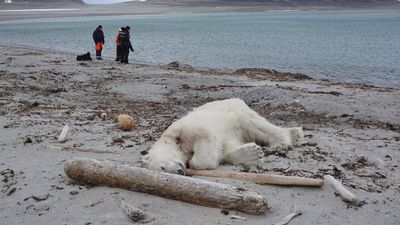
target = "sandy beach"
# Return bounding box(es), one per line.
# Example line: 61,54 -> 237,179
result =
0,42 -> 399,224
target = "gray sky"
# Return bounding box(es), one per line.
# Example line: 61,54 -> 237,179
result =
83,0 -> 136,4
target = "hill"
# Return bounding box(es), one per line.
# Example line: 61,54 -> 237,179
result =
0,0 -> 84,6
2,0 -> 83,3
144,0 -> 400,8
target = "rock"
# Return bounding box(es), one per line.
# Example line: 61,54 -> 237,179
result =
140,150 -> 148,155
232,68 -> 312,81
23,137 -> 33,144
32,193 -> 50,201
181,84 -> 191,89
167,61 -> 194,72
87,114 -> 96,121
112,137 -> 125,146
220,209 -> 229,215
118,114 -> 135,131
7,187 -> 16,196
69,191 -> 79,196
100,112 -> 107,120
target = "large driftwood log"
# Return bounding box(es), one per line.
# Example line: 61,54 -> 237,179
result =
64,157 -> 268,214
186,169 -> 324,187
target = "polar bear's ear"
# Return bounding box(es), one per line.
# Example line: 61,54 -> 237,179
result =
142,154 -> 151,164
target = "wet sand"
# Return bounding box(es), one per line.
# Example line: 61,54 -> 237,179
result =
0,43 -> 399,224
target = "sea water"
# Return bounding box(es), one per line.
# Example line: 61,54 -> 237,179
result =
0,10 -> 399,88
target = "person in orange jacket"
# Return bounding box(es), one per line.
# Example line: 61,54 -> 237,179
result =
115,27 -> 122,61
92,25 -> 105,60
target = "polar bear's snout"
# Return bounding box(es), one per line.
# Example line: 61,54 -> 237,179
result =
143,153 -> 187,175
157,160 -> 186,175
163,161 -> 186,175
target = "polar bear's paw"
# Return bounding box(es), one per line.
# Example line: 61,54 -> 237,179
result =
225,143 -> 263,165
270,143 -> 292,151
289,127 -> 304,147
269,127 -> 303,150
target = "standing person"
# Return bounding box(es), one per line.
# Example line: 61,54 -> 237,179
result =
119,26 -> 134,64
92,25 -> 105,60
115,27 -> 123,62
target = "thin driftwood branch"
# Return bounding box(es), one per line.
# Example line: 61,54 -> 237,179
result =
36,104 -> 68,109
274,205 -> 302,225
58,124 -> 69,143
186,169 -> 324,187
49,145 -> 117,154
64,157 -> 268,215
323,175 -> 358,203
230,215 -> 247,221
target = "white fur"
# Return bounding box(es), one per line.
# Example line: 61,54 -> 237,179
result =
143,98 -> 304,174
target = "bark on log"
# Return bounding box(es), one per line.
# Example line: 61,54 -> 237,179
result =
186,169 -> 324,187
64,157 -> 268,215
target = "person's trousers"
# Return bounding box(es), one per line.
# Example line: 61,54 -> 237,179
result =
120,46 -> 130,64
116,45 -> 121,61
95,42 -> 103,59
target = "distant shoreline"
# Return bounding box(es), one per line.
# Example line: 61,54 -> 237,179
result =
1,2 -> 399,21
0,8 -> 80,12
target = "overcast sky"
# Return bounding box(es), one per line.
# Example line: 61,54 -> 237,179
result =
83,0 -> 136,4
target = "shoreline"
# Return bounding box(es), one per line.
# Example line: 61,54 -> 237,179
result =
1,8 -> 399,90
1,42 -> 398,91
1,2 -> 399,21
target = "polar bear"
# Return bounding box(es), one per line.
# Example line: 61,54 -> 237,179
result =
142,98 -> 303,175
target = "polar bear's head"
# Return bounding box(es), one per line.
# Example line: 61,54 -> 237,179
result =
142,139 -> 187,175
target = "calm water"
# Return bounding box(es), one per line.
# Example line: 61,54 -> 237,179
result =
0,11 -> 399,88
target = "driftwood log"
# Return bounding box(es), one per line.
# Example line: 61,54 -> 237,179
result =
274,205 -> 302,225
323,175 -> 358,203
186,169 -> 324,187
57,124 -> 69,143
64,157 -> 268,214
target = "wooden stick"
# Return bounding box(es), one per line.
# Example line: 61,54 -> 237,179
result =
64,157 -> 268,215
274,205 -> 302,225
230,215 -> 247,221
36,104 -> 68,109
58,124 -> 69,143
323,175 -> 358,203
49,145 -> 117,154
186,169 -> 324,187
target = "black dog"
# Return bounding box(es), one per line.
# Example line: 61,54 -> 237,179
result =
76,52 -> 92,61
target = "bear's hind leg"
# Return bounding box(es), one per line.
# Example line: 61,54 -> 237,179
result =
223,143 -> 263,166
247,115 -> 304,150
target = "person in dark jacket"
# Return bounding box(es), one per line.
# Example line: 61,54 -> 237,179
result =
119,26 -> 134,64
92,25 -> 105,60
